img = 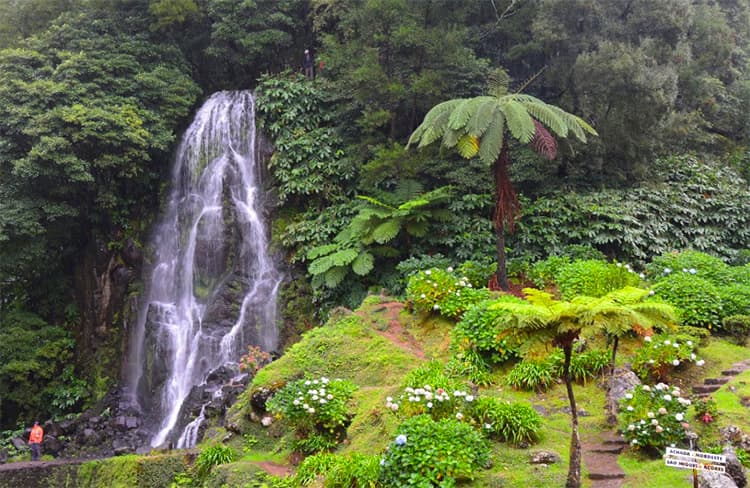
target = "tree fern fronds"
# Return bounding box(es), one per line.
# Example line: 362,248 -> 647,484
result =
393,179 -> 424,202
466,97 -> 499,137
351,251 -> 374,276
477,114 -> 504,164
356,194 -> 397,211
408,99 -> 463,147
487,68 -> 511,97
306,243 -> 338,260
372,220 -> 401,244
449,98 -> 484,130
500,99 -> 535,143
405,220 -> 429,236
522,101 -> 568,137
418,109 -> 453,148
457,134 -> 479,158
530,120 -> 557,160
324,266 -> 347,288
442,126 -> 465,148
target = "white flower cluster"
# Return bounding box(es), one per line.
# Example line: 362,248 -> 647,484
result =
641,336 -> 705,367
615,262 -> 646,279
292,377 -> 334,414
622,383 -> 691,446
385,385 -> 474,415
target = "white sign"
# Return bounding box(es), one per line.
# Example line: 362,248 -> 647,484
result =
664,447 -> 726,473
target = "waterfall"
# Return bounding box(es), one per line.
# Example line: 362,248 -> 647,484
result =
123,91 -> 281,448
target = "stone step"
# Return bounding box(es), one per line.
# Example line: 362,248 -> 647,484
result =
704,377 -> 730,385
722,368 -> 747,376
589,444 -> 625,454
602,438 -> 627,446
589,472 -> 626,480
693,384 -> 721,394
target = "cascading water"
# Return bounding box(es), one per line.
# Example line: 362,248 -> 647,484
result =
124,91 -> 281,448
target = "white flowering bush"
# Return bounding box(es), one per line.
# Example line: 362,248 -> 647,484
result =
632,333 -> 705,382
385,384 -> 476,422
619,383 -> 691,454
405,267 -> 490,319
267,376 -> 357,453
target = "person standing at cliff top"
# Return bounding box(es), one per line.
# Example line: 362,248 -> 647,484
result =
303,49 -> 314,80
28,421 -> 44,461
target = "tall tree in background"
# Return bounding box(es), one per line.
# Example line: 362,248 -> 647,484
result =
408,76 -> 596,289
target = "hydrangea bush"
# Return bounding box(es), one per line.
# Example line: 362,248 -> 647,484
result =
384,385 -> 476,422
619,383 -> 691,454
652,273 -> 723,329
632,334 -> 705,382
405,267 -> 490,319
267,376 -> 358,453
379,415 -> 490,487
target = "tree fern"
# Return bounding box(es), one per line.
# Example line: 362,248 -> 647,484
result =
324,266 -> 348,288
477,115 -> 504,165
372,220 -> 401,244
351,251 -> 374,276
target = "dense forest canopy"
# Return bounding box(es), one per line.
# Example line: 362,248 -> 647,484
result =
0,0 -> 748,426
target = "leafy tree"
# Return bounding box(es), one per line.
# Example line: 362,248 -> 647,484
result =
490,288 -> 674,488
0,7 -> 200,312
408,78 -> 596,289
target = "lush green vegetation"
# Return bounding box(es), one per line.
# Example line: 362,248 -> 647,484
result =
0,1 -> 749,486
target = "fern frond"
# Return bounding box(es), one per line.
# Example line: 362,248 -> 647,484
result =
393,179 -> 424,202
351,251 -> 374,276
521,100 -> 568,137
457,134 -> 479,159
448,98 -> 483,130
329,248 -> 359,266
408,99 -> 463,147
500,99 -> 536,143
356,195 -> 397,211
402,220 -> 426,236
442,126 -> 465,149
372,220 -> 401,244
529,120 -> 557,160
477,114 -> 504,165
466,97 -> 500,138
306,243 -> 338,260
324,266 -> 347,288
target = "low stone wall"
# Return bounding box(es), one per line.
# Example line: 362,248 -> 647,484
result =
0,452 -> 192,488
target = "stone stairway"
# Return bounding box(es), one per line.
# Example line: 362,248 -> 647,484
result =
582,432 -> 627,488
692,359 -> 750,398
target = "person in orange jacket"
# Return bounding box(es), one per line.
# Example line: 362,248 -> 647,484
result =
29,421 -> 44,461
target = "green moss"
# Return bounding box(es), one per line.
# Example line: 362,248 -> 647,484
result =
68,452 -> 189,488
251,312 -> 419,388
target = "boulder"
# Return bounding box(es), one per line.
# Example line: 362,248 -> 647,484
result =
0,448 -> 8,464
529,450 -> 561,465
699,471 -> 739,488
724,446 -> 747,488
11,437 -> 26,451
43,420 -> 65,438
251,388 -> 274,413
112,438 -> 135,455
42,436 -> 62,457
722,426 -> 750,452
605,368 -> 641,425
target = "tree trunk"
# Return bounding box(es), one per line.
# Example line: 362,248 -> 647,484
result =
495,229 -> 509,290
563,344 -> 582,488
492,141 -> 517,291
610,335 -> 619,378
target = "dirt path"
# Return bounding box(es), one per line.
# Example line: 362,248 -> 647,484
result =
357,301 -> 425,359
0,457 -> 98,472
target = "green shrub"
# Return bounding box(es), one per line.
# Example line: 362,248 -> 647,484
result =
295,452 -> 380,487
527,255 -> 572,289
379,415 -> 489,487
734,250 -> 750,266
195,445 -> 235,479
267,376 -> 358,454
717,285 -> 750,317
646,250 -> 733,284
452,296 -> 525,362
455,260 -> 497,288
619,383 -> 691,454
470,397 -> 542,445
405,267 -> 461,314
437,286 -> 493,320
555,260 -> 640,300
506,359 -> 556,391
402,361 -> 461,393
549,349 -> 610,384
652,273 -> 723,329
444,349 -> 494,386
632,334 -> 705,382
675,325 -> 711,342
721,315 -> 750,345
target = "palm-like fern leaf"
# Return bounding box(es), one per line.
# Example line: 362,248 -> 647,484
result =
500,99 -> 536,143
466,97 -> 500,138
530,120 -> 557,160
477,113 -> 505,164
351,251 -> 374,276
408,99 -> 463,147
457,134 -> 479,158
372,220 -> 401,244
